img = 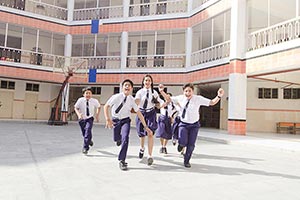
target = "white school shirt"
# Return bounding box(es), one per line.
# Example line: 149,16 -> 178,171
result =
106,93 -> 138,119
135,88 -> 160,110
160,102 -> 177,118
171,95 -> 211,124
74,97 -> 100,119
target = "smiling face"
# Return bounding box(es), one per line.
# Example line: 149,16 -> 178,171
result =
142,75 -> 153,89
122,81 -> 133,96
183,86 -> 194,99
83,90 -> 92,100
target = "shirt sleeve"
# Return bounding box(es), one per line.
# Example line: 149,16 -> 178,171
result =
135,89 -> 142,100
130,96 -> 139,112
198,95 -> 211,107
106,94 -> 117,106
74,98 -> 81,109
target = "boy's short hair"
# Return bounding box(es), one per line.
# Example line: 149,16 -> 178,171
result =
122,79 -> 133,88
82,86 -> 92,93
182,83 -> 194,91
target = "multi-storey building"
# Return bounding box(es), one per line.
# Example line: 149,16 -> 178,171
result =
0,0 -> 299,134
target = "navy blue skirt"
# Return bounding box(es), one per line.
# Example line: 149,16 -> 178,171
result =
156,115 -> 172,140
136,108 -> 157,137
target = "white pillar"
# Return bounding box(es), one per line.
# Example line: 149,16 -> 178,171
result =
67,0 -> 75,22
64,34 -> 72,57
230,0 -> 247,60
228,73 -> 247,120
185,27 -> 192,68
120,31 -> 128,69
123,0 -> 130,18
187,0 -> 193,13
228,0 -> 247,134
61,83 -> 70,112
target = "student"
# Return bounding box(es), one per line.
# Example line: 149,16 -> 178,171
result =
159,83 -> 224,168
156,93 -> 178,154
104,79 -> 152,170
135,74 -> 162,165
74,87 -> 101,155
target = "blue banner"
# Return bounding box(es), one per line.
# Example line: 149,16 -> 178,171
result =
91,19 -> 99,34
88,69 -> 97,82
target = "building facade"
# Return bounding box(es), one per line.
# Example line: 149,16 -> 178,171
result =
0,0 -> 299,134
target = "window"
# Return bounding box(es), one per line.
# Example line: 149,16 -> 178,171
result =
140,0 -> 150,16
0,80 -> 15,90
126,42 -> 131,67
284,88 -> 300,99
156,0 -> 167,14
91,87 -> 101,95
258,88 -> 278,99
26,83 -> 39,92
154,40 -> 165,67
137,41 -> 147,67
114,87 -> 120,94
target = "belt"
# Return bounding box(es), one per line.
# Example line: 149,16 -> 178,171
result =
140,107 -> 154,112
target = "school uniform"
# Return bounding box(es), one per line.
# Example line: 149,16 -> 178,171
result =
135,88 -> 160,137
171,95 -> 211,165
156,102 -> 177,140
106,93 -> 139,162
74,97 -> 100,151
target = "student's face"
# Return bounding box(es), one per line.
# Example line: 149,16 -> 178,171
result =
143,77 -> 152,89
83,90 -> 92,99
123,82 -> 132,95
183,87 -> 193,99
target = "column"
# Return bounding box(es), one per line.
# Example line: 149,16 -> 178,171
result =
123,0 -> 130,18
228,0 -> 247,135
185,27 -> 192,68
67,0 -> 75,22
120,31 -> 128,69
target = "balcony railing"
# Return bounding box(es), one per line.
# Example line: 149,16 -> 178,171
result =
191,41 -> 230,66
73,6 -> 123,21
25,0 -> 67,20
126,54 -> 185,69
0,46 -> 87,73
79,56 -> 121,69
129,0 -> 187,17
248,17 -> 300,51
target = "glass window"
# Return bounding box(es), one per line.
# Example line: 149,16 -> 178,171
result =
270,0 -> 296,25
7,24 -> 22,49
192,24 -> 202,51
247,0 -> 268,33
169,30 -> 185,54
72,35 -> 84,56
202,19 -> 212,49
23,27 -> 37,51
107,34 -> 121,56
0,22 -> 6,46
52,33 -> 65,56
224,10 -> 231,41
96,34 -> 108,56
213,14 -> 224,45
38,31 -> 52,54
83,35 -> 95,56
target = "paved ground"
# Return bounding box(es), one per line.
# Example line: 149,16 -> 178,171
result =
1,121 -> 300,200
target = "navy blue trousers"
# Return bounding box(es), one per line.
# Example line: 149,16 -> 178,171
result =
178,121 -> 200,164
78,117 -> 94,150
112,117 -> 131,161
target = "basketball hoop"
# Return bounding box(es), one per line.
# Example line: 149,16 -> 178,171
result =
62,59 -> 87,77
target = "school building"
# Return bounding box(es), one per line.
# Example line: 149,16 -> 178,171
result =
0,0 -> 299,134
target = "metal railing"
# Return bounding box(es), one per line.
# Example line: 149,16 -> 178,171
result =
0,46 -> 87,73
25,0 -> 67,20
248,17 -> 300,51
73,6 -> 123,21
191,41 -> 230,66
126,54 -> 185,69
79,56 -> 121,69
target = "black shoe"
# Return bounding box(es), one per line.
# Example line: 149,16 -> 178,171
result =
184,162 -> 191,168
82,148 -> 88,155
172,139 -> 176,146
139,149 -> 144,159
119,160 -> 128,170
163,147 -> 167,154
116,140 -> 122,146
159,147 -> 163,153
177,144 -> 184,152
89,140 -> 94,147
147,157 -> 153,165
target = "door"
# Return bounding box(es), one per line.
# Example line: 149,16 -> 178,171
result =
24,93 -> 38,119
0,91 -> 13,118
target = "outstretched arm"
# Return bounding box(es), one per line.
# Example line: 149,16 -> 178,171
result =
210,88 -> 224,106
103,104 -> 113,129
158,84 -> 171,103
